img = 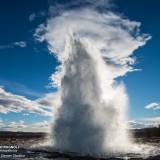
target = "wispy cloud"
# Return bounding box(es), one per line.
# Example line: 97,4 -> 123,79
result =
0,119 -> 5,128
29,13 -> 36,21
29,11 -> 46,22
0,120 -> 51,132
0,78 -> 43,98
0,86 -> 53,116
142,116 -> 160,123
0,45 -> 13,50
145,102 -> 160,110
128,120 -> 151,129
0,41 -> 27,50
129,117 -> 160,129
0,85 -> 61,119
13,41 -> 27,48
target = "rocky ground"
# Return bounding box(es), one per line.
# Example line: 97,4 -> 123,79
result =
0,128 -> 160,159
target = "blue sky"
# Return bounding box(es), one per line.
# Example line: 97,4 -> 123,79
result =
115,0 -> 160,119
0,0 -> 160,131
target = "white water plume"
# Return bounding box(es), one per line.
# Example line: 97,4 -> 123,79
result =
35,1 -> 151,155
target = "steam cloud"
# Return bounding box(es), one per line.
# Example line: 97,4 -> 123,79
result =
35,0 -> 150,155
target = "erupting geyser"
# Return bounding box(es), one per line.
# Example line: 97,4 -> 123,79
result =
35,0 -> 150,155
53,36 -> 132,154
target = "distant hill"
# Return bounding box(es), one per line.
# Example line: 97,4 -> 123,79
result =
0,131 -> 46,139
132,126 -> 160,138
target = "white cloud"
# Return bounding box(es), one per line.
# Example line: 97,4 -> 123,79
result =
29,13 -> 36,21
129,117 -> 160,129
37,92 -> 61,107
128,120 -> 150,129
142,117 -> 160,123
24,120 -> 51,132
0,86 -> 53,116
35,8 -> 150,87
0,120 -> 51,132
145,102 -> 160,110
0,119 -> 5,128
29,11 -> 46,22
7,121 -> 26,131
13,41 -> 27,48
49,0 -> 112,16
0,78 -> 42,97
0,41 -> 27,50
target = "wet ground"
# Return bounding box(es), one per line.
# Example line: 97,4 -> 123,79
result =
0,131 -> 160,160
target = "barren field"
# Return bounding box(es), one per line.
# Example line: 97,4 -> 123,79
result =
0,128 -> 160,160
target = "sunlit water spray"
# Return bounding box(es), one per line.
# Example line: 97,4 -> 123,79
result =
52,36 -> 134,154
35,0 -> 154,156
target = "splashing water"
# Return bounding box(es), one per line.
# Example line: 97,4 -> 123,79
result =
53,35 -> 134,154
35,1 -> 152,155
